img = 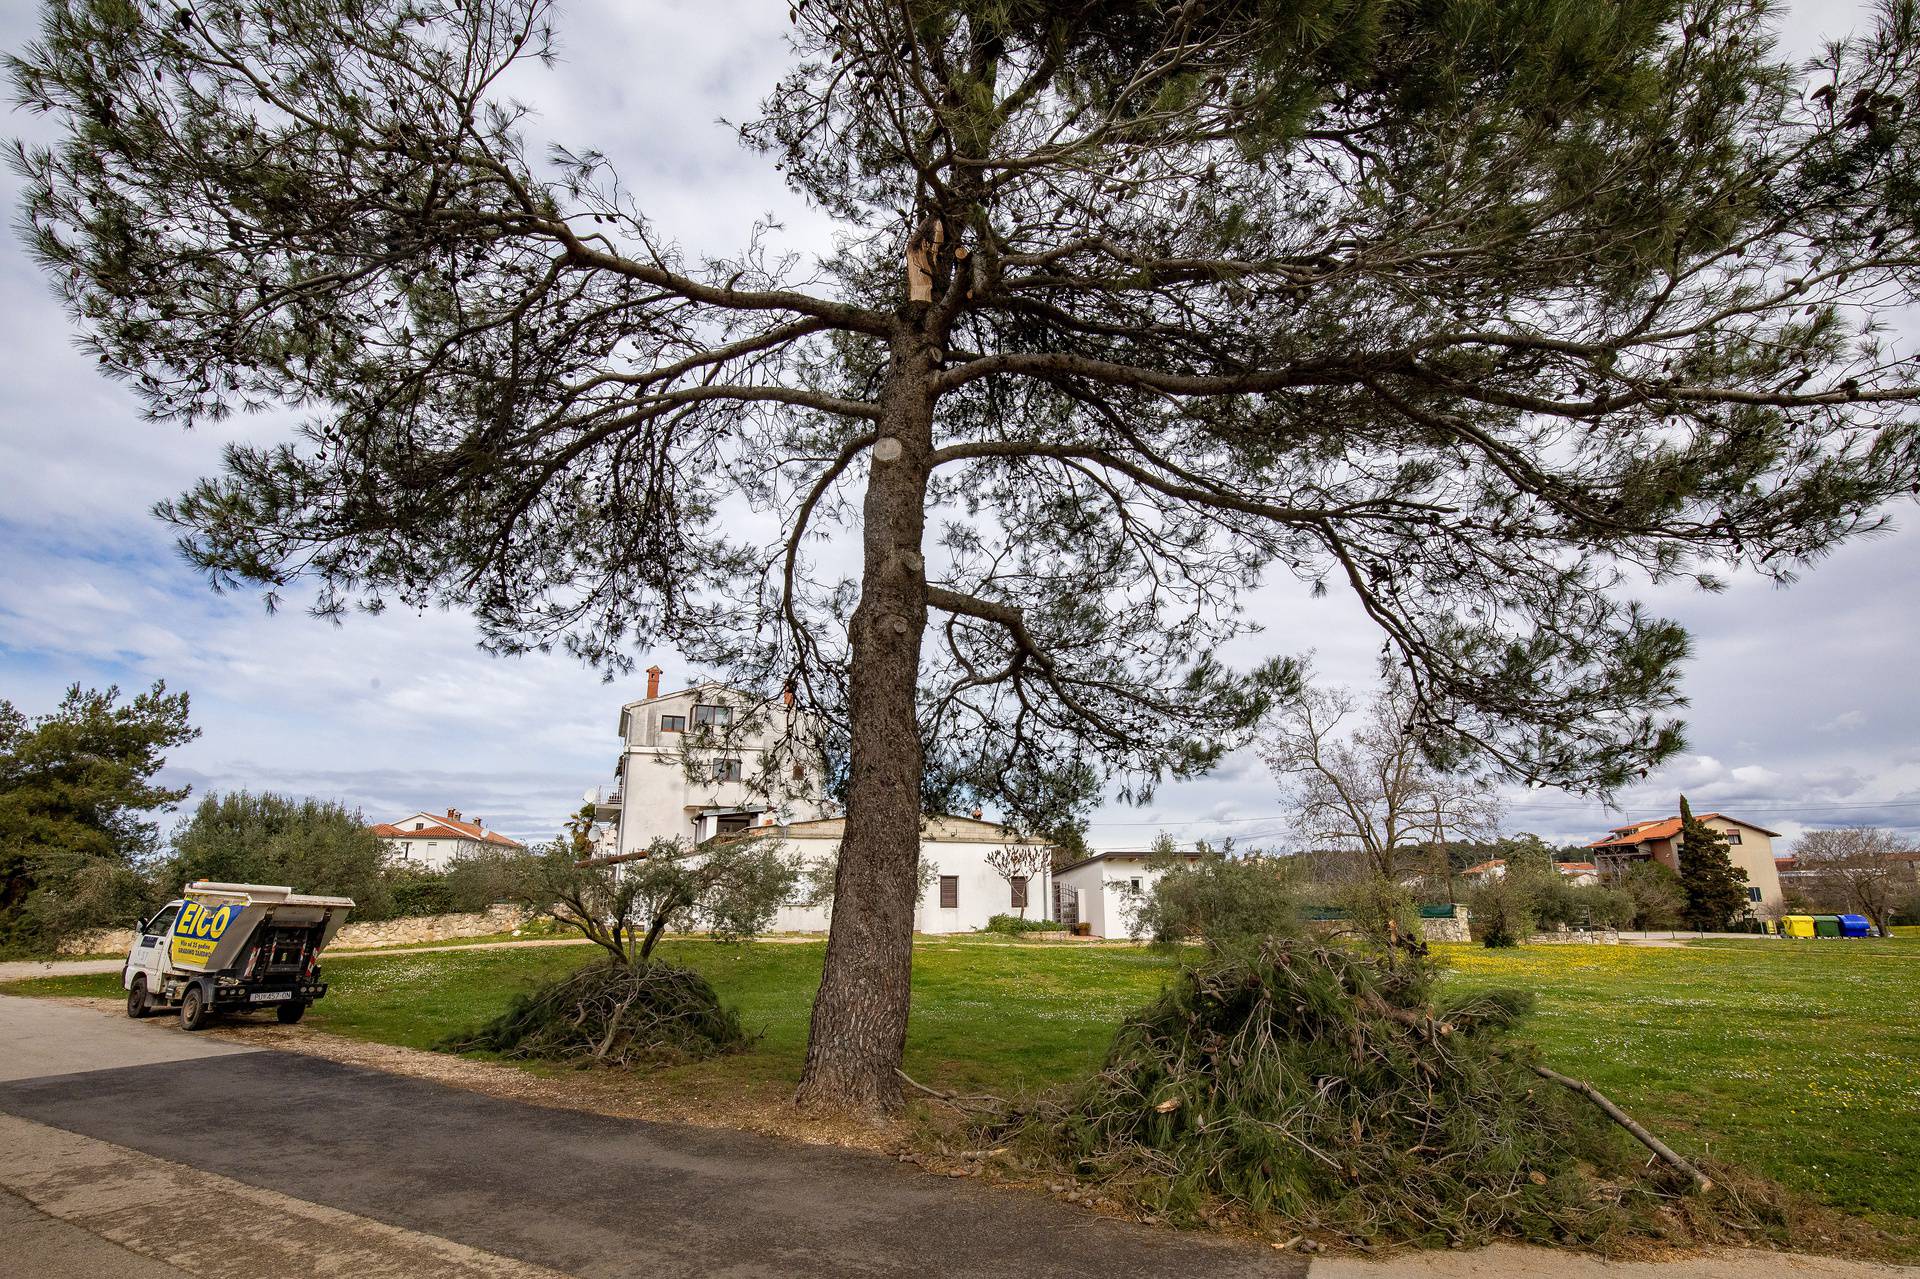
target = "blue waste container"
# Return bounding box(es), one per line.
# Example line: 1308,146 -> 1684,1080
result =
1837,914 -> 1872,938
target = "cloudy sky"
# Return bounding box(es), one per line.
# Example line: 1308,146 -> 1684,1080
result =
1,1 -> 1914,854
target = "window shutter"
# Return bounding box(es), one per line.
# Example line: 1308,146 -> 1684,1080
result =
939,876 -> 958,909
1010,875 -> 1028,908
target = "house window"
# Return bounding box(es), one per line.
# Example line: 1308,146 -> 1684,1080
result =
401,842 -> 412,859
692,704 -> 734,728
1724,829 -> 1743,845
939,876 -> 959,909
1129,878 -> 1142,893
1010,875 -> 1029,909
711,758 -> 744,783
414,821 -> 425,830
716,813 -> 751,837
1747,886 -> 1762,902
659,714 -> 686,733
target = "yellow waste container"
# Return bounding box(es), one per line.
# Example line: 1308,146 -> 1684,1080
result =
1781,914 -> 1815,939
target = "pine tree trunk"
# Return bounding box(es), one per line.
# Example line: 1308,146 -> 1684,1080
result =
795,336 -> 935,1112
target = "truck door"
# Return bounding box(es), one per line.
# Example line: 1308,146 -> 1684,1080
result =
131,902 -> 182,985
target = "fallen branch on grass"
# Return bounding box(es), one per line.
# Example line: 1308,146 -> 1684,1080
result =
1531,1065 -> 1712,1195
896,1068 -> 1007,1113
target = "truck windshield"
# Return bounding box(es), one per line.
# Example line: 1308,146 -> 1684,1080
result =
146,905 -> 180,937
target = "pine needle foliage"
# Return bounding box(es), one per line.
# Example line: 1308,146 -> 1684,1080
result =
990,942 -> 1656,1246
441,959 -> 754,1068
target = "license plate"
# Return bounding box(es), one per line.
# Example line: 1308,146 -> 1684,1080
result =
248,991 -> 292,1003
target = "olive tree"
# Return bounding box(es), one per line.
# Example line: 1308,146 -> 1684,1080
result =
521,836 -> 796,964
13,0 -> 1920,1108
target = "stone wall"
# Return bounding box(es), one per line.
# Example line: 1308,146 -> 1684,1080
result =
59,927 -> 136,956
333,905 -> 529,948
1525,924 -> 1621,945
1418,906 -> 1471,944
58,904 -> 531,956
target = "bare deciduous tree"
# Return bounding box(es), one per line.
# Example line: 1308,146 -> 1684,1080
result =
985,844 -> 1051,918
1263,683 -> 1503,882
1791,826 -> 1912,935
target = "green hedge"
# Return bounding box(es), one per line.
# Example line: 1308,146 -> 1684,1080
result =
983,914 -> 1061,935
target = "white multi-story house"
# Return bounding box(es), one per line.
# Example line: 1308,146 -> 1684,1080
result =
373,808 -> 526,870
592,670 -> 1057,933
600,667 -> 832,858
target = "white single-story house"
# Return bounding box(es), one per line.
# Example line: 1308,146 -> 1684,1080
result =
373,808 -> 526,871
1051,848 -> 1208,939
748,815 -> 1055,934
594,814 -> 1055,935
1459,858 -> 1601,887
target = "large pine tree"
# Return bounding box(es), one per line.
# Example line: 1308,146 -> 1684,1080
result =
12,0 -> 1920,1108
1676,795 -> 1750,931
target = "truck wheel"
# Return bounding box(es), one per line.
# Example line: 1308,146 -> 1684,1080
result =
126,975 -> 151,1019
179,985 -> 211,1032
276,1000 -> 308,1025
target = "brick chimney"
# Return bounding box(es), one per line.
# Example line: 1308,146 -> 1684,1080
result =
646,665 -> 663,699
446,808 -> 461,821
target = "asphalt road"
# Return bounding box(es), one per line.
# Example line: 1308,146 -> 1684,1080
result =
3,998 -> 1908,1279
0,996 -> 1297,1278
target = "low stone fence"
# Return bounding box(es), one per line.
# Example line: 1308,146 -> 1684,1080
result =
59,928 -> 137,956
58,904 -> 531,956
1302,905 -> 1472,944
332,905 -> 529,948
1419,907 -> 1471,944
1525,924 -> 1621,945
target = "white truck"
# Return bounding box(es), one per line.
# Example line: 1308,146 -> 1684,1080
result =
123,881 -> 355,1030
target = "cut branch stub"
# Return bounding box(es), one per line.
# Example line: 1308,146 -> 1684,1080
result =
906,218 -> 945,304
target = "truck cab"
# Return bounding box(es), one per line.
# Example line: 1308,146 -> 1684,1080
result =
124,883 -> 354,1030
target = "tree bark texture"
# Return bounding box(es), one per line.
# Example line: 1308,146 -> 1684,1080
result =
795,331 -> 937,1111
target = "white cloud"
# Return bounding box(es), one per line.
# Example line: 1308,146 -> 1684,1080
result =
1817,710 -> 1867,734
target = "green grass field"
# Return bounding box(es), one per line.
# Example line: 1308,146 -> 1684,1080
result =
7,937 -> 1915,1239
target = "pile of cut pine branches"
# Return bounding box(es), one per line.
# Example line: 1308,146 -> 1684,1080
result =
971,941 -> 1705,1247
440,958 -> 752,1067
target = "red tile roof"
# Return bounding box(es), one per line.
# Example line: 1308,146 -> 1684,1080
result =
1587,812 -> 1778,849
372,817 -> 524,848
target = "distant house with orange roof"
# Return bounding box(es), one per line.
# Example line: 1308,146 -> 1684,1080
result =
1586,812 -> 1783,911
1459,858 -> 1600,886
374,808 -> 526,870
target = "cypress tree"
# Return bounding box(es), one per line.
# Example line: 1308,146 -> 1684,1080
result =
1676,796 -> 1749,932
